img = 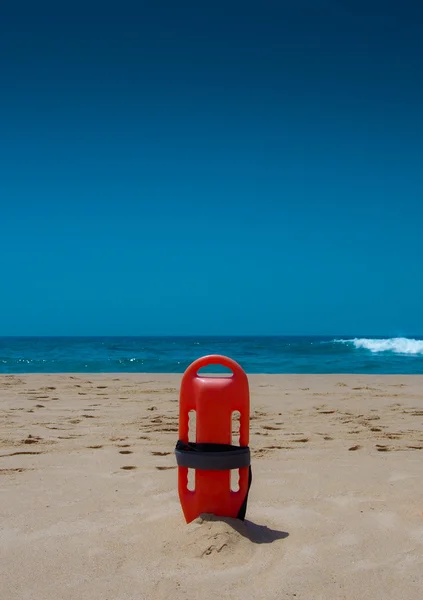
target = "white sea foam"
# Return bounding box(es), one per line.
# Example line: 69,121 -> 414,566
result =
335,337 -> 423,355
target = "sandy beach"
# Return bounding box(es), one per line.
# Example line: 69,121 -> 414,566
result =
1,373 -> 423,599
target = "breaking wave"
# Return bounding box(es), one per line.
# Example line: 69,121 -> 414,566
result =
335,337 -> 423,355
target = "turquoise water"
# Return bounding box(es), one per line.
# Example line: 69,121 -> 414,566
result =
0,336 -> 422,374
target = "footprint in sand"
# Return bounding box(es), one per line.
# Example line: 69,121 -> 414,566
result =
23,435 -> 42,445
119,450 -> 133,455
0,468 -> 32,475
151,451 -> 171,456
376,445 -> 391,452
1,451 -> 43,457
352,386 -> 379,391
121,466 -> 136,470
156,466 -> 176,470
348,445 -> 361,451
254,448 -> 272,458
87,445 -> 103,449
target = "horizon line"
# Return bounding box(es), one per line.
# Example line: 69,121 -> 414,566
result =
1,334 -> 422,339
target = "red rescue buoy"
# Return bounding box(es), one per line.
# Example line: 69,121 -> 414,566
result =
175,355 -> 252,524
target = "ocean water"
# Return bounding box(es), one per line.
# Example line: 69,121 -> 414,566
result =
0,336 -> 422,374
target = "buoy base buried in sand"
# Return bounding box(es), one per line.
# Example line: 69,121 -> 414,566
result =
174,354 -> 252,524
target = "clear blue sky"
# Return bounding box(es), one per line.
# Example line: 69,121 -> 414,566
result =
1,2 -> 422,336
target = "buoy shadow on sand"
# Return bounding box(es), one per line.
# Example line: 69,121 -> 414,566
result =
197,513 -> 289,544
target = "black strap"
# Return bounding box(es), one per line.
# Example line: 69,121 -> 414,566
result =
236,464 -> 252,521
175,440 -> 251,470
174,440 -> 252,521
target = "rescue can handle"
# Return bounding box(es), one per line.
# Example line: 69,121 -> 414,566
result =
182,354 -> 247,381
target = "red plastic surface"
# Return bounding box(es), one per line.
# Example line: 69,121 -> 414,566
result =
177,354 -> 250,524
